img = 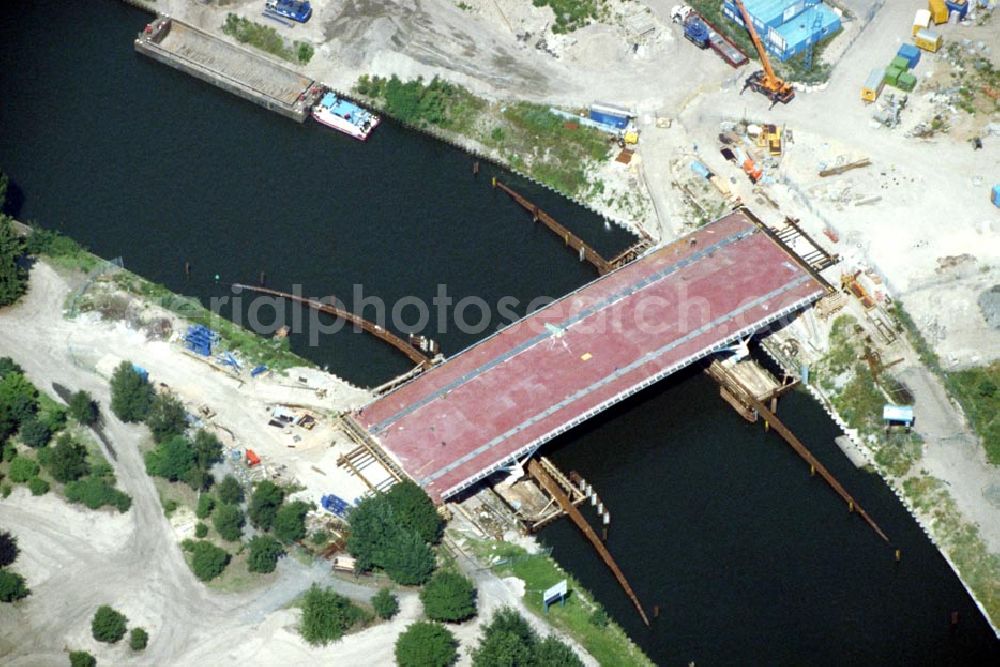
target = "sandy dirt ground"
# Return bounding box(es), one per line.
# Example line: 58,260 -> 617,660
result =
0,262 -> 594,665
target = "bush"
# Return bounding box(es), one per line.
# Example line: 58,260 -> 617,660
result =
2,440 -> 16,462
534,635 -> 585,666
9,456 -> 40,483
46,434 -> 90,482
372,587 -> 399,620
129,627 -> 149,651
212,503 -> 245,542
248,480 -> 284,530
274,500 -> 310,543
395,621 -> 458,667
196,493 -> 216,520
145,393 -> 188,443
0,530 -> 18,567
68,390 -> 99,426
247,534 -> 285,573
68,651 -> 96,667
0,569 -> 29,602
298,584 -> 368,646
194,522 -> 209,538
183,540 -> 230,581
109,361 -> 153,422
471,607 -> 581,666
420,570 -> 477,623
91,605 -> 128,643
19,417 -> 52,448
65,476 -> 132,512
217,474 -> 244,505
162,499 -> 178,516
27,476 -> 49,496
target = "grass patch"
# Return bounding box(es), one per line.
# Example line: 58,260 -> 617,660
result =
890,302 -> 942,374
532,0 -> 607,34
354,77 -> 612,197
24,224 -> 99,272
206,549 -> 279,593
872,431 -> 922,478
222,14 -> 314,64
946,362 -> 1000,465
902,475 -> 1000,626
468,538 -> 654,667
831,363 -> 885,432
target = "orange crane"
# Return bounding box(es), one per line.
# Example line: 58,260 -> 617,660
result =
733,0 -> 795,107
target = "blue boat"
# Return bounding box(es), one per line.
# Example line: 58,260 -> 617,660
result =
264,0 -> 312,23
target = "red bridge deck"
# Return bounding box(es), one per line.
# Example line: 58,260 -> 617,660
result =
355,211 -> 826,502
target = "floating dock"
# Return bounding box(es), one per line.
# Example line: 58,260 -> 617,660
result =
134,16 -> 321,122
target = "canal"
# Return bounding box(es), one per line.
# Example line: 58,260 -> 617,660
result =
1,1 -> 997,664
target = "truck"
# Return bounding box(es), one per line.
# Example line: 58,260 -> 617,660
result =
671,5 -> 748,68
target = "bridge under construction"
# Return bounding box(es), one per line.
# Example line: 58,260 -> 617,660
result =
351,209 -> 828,503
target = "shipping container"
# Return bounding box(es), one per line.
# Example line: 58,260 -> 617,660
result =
929,0 -> 949,23
589,102 -> 630,129
884,66 -> 903,85
897,71 -> 917,92
914,28 -> 943,52
913,8 -> 931,34
861,68 -> 885,102
897,43 -> 921,68
890,55 -> 911,71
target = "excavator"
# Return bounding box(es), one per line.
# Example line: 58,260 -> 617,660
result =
733,0 -> 795,107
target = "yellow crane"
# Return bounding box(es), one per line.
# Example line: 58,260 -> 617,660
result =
733,0 -> 795,106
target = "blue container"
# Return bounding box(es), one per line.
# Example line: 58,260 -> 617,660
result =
589,109 -> 628,129
991,184 -> 1000,208
131,364 -> 149,382
897,43 -> 921,68
945,0 -> 968,20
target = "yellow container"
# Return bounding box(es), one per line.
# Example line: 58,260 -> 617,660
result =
623,129 -> 639,145
928,0 -> 949,24
914,28 -> 943,53
861,68 -> 885,103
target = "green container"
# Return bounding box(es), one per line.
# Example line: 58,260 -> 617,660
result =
897,71 -> 917,92
884,66 -> 903,85
890,55 -> 910,71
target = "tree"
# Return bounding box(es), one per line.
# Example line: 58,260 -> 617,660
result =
144,393 -> 188,443
217,474 -> 244,505
534,636 -> 584,667
383,525 -> 435,586
195,493 -> 216,520
371,587 -> 399,620
298,584 -> 367,646
91,605 -> 128,643
248,480 -> 284,530
247,534 -> 284,573
0,530 -> 18,567
129,627 -> 149,651
19,416 -> 52,448
144,435 -> 194,482
183,540 -> 230,581
68,390 -> 99,426
472,608 -> 562,667
47,434 -> 90,482
109,361 -> 153,422
0,371 -> 38,440
212,503 -> 245,541
386,479 -> 444,544
192,430 -> 222,471
347,492 -> 434,585
194,522 -> 208,538
274,500 -> 310,543
395,621 -> 458,667
0,570 -> 29,602
68,651 -> 96,667
0,215 -> 26,308
9,456 -> 40,483
420,570 -> 477,623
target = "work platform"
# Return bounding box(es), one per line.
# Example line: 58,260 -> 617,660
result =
134,17 -> 321,122
354,210 -> 827,502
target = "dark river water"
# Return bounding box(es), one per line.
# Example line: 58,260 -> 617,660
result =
1,1 -> 998,664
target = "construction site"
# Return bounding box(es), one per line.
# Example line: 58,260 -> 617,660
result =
2,0 -> 1000,664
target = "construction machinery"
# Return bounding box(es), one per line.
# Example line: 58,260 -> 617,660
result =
755,123 -> 782,157
733,0 -> 795,107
